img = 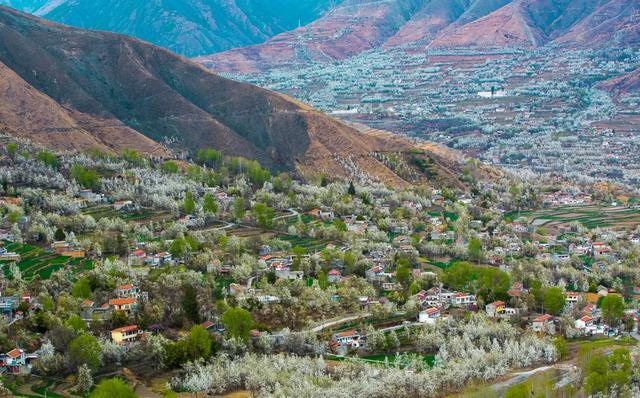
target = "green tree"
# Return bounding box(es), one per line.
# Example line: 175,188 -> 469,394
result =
254,202 -> 275,229
584,372 -> 607,396
504,382 -> 528,398
333,219 -> 347,232
395,257 -> 412,289
221,307 -> 253,342
347,181 -> 356,196
467,238 -> 482,262
170,236 -> 188,258
37,150 -> 59,169
54,227 -> 66,241
161,161 -> 179,174
385,330 -> 400,353
69,334 -> 101,370
121,149 -> 146,167
542,287 -> 566,316
90,378 -> 137,398
291,246 -> 305,271
183,191 -> 195,215
444,262 -> 510,301
109,310 -> 129,328
554,336 -> 568,360
195,148 -> 223,167
181,284 -> 200,324
6,143 -> 17,157
318,270 -> 328,290
184,325 -> 212,361
600,295 -> 624,325
202,193 -> 218,215
71,277 -> 93,299
233,198 -> 245,220
65,314 -> 87,334
71,165 -> 100,190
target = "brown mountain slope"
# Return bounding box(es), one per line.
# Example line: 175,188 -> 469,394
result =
429,1 -> 543,48
197,0 -> 422,74
554,0 -> 640,48
0,59 -> 166,155
384,0 -> 513,48
3,0 -> 343,57
596,68 -> 640,98
0,6 -> 469,187
201,0 -> 634,74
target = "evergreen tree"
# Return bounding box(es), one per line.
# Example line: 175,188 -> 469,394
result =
182,284 -> 201,324
348,181 -> 356,196
54,227 -> 66,241
202,193 -> 218,215
183,191 -> 196,215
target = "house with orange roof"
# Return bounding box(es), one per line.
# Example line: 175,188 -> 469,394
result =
51,241 -> 86,258
418,307 -> 441,324
575,315 -> 595,330
111,325 -> 144,345
452,292 -> 476,308
327,269 -> 342,283
108,297 -> 137,312
1,347 -> 36,374
332,330 -> 362,350
485,301 -> 506,317
128,249 -> 147,266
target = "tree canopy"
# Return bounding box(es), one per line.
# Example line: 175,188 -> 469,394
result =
90,378 -> 138,398
222,307 -> 253,342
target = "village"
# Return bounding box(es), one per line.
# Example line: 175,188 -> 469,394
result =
0,139 -> 637,397
230,45 -> 640,189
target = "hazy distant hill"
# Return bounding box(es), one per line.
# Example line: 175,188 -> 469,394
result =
0,0 -> 342,56
200,0 -> 640,73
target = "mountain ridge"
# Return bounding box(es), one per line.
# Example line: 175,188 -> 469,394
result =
0,5 -> 481,188
200,0 -> 640,74
0,0 -> 342,57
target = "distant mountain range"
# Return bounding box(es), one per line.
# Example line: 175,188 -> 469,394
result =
3,0 -> 638,70
0,5 -> 488,186
0,0 -> 342,57
198,0 -> 640,73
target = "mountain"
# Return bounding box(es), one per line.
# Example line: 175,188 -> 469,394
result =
384,0 -> 510,47
0,0 -> 48,12
0,0 -> 341,57
0,6 -> 479,186
597,68 -> 640,97
199,0 -> 423,74
202,0 -> 640,74
428,0 -> 612,48
554,0 -> 640,48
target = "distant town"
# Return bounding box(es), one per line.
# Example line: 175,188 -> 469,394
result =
227,46 -> 640,189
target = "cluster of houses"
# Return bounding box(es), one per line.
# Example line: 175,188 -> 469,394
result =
128,248 -> 173,267
51,240 -> 86,258
0,348 -> 38,374
541,192 -> 592,206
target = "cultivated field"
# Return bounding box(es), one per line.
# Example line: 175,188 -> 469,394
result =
0,242 -> 94,281
514,205 -> 640,230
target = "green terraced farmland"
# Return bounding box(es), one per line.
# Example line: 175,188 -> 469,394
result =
517,205 -> 640,230
1,242 -> 94,281
278,235 -> 333,253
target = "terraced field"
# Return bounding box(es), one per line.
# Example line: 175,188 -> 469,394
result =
278,235 -> 333,253
514,206 -> 640,230
1,242 -> 94,281
81,205 -> 172,223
